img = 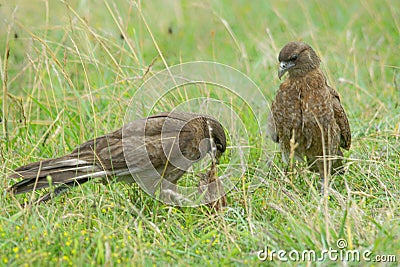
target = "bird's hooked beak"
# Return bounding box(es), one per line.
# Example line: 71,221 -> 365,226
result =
278,61 -> 295,80
208,144 -> 221,165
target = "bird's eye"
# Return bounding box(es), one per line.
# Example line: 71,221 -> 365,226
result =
290,54 -> 298,61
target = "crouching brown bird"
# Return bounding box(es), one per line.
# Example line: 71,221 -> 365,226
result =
8,111 -> 227,205
267,41 -> 351,187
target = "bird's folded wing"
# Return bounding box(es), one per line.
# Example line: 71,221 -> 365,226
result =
329,86 -> 351,150
266,110 -> 279,143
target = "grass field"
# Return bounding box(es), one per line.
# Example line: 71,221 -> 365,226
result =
1,0 -> 399,266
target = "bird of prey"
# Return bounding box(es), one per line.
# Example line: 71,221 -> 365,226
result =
267,41 -> 351,184
8,111 -> 227,205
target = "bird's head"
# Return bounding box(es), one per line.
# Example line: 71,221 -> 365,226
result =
206,118 -> 227,162
278,42 -> 321,80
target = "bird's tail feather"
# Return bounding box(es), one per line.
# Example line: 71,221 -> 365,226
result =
8,157 -> 107,194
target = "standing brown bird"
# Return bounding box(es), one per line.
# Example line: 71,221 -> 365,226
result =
8,111 -> 227,205
267,42 -> 351,185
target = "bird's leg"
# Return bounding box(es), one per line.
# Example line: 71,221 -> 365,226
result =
158,179 -> 179,205
319,174 -> 326,196
159,187 -> 193,206
288,129 -> 299,182
317,158 -> 332,195
157,174 -> 195,207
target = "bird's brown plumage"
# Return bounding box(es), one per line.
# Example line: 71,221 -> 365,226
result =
268,42 -> 351,179
8,111 -> 227,204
